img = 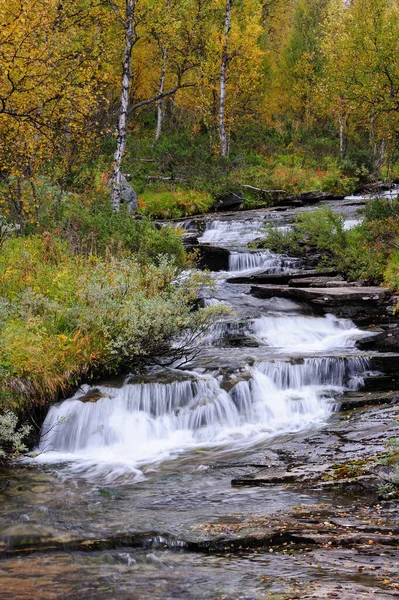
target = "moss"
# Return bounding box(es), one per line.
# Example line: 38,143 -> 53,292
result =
138,189 -> 214,219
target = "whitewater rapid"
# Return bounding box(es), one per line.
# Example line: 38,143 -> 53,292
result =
34,213 -> 374,482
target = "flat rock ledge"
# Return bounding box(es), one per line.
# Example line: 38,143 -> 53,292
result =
227,268 -> 338,285
251,284 -> 391,323
357,327 -> 399,352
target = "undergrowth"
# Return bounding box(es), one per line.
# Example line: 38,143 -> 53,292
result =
254,199 -> 399,285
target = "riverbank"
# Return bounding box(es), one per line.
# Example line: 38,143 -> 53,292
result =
0,225 -> 223,463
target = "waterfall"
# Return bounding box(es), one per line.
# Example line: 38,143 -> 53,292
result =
251,314 -> 371,352
228,251 -> 296,273
34,211 -> 377,482
36,352 -> 369,479
254,357 -> 370,391
198,219 -> 266,246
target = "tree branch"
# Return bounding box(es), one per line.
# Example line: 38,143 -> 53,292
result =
128,82 -> 195,115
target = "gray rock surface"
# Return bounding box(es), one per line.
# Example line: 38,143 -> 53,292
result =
250,284 -> 391,323
213,192 -> 244,211
196,245 -> 230,271
120,174 -> 138,214
357,328 -> 399,352
227,269 -> 338,285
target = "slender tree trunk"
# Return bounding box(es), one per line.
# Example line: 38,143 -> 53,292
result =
219,0 -> 232,158
338,115 -> 346,160
154,46 -> 167,143
338,110 -> 348,160
370,114 -> 385,175
110,0 -> 136,212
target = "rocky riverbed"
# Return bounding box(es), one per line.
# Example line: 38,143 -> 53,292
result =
1,192 -> 399,599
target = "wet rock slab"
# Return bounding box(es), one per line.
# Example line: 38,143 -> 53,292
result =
227,392 -> 399,492
251,284 -> 391,322
339,390 -> 399,410
195,245 -> 230,270
357,328 -> 399,352
227,268 -> 338,285
288,277 -> 359,288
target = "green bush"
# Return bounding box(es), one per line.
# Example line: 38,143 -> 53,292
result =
384,251 -> 399,291
138,188 -> 214,219
0,235 -> 225,405
364,197 -> 399,222
0,410 -> 31,465
255,208 -> 346,258
295,208 -> 347,253
23,193 -> 187,265
255,207 -> 398,284
253,223 -> 300,255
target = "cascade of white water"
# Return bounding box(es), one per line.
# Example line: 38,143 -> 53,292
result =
228,251 -> 296,273
198,219 -> 266,246
34,212 -> 377,481
251,314 -> 371,352
40,378 -> 240,454
254,356 -> 370,391
36,350 -> 369,478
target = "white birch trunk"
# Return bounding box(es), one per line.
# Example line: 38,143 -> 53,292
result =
370,114 -> 384,174
338,115 -> 345,160
219,0 -> 232,158
110,0 -> 136,212
338,111 -> 348,160
154,46 -> 167,143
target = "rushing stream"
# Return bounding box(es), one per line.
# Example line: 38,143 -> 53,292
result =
1,196 -> 390,599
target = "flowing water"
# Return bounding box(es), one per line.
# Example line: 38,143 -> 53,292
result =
1,200 -> 385,599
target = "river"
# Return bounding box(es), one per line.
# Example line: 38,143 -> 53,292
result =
0,194 -> 397,599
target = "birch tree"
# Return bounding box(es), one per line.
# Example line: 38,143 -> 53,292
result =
196,0 -> 264,157
319,0 -> 351,159
0,0 -> 110,225
110,0 -> 137,213
219,0 -> 233,157
109,0 -> 201,210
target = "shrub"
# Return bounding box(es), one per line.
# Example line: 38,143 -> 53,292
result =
295,208 -> 346,253
0,410 -> 31,465
24,192 -> 187,266
364,197 -> 399,222
384,251 -> 399,291
0,235 -> 225,406
255,208 -> 346,258
253,224 -> 300,255
255,207 -> 398,284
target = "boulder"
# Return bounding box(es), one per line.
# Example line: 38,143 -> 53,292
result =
356,328 -> 399,352
213,192 -> 244,212
80,389 -> 106,403
196,245 -> 230,271
120,174 -> 138,214
369,353 -> 399,373
180,232 -> 199,249
356,181 -> 394,195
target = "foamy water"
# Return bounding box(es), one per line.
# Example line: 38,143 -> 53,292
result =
34,349 -> 369,482
251,313 -> 371,352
